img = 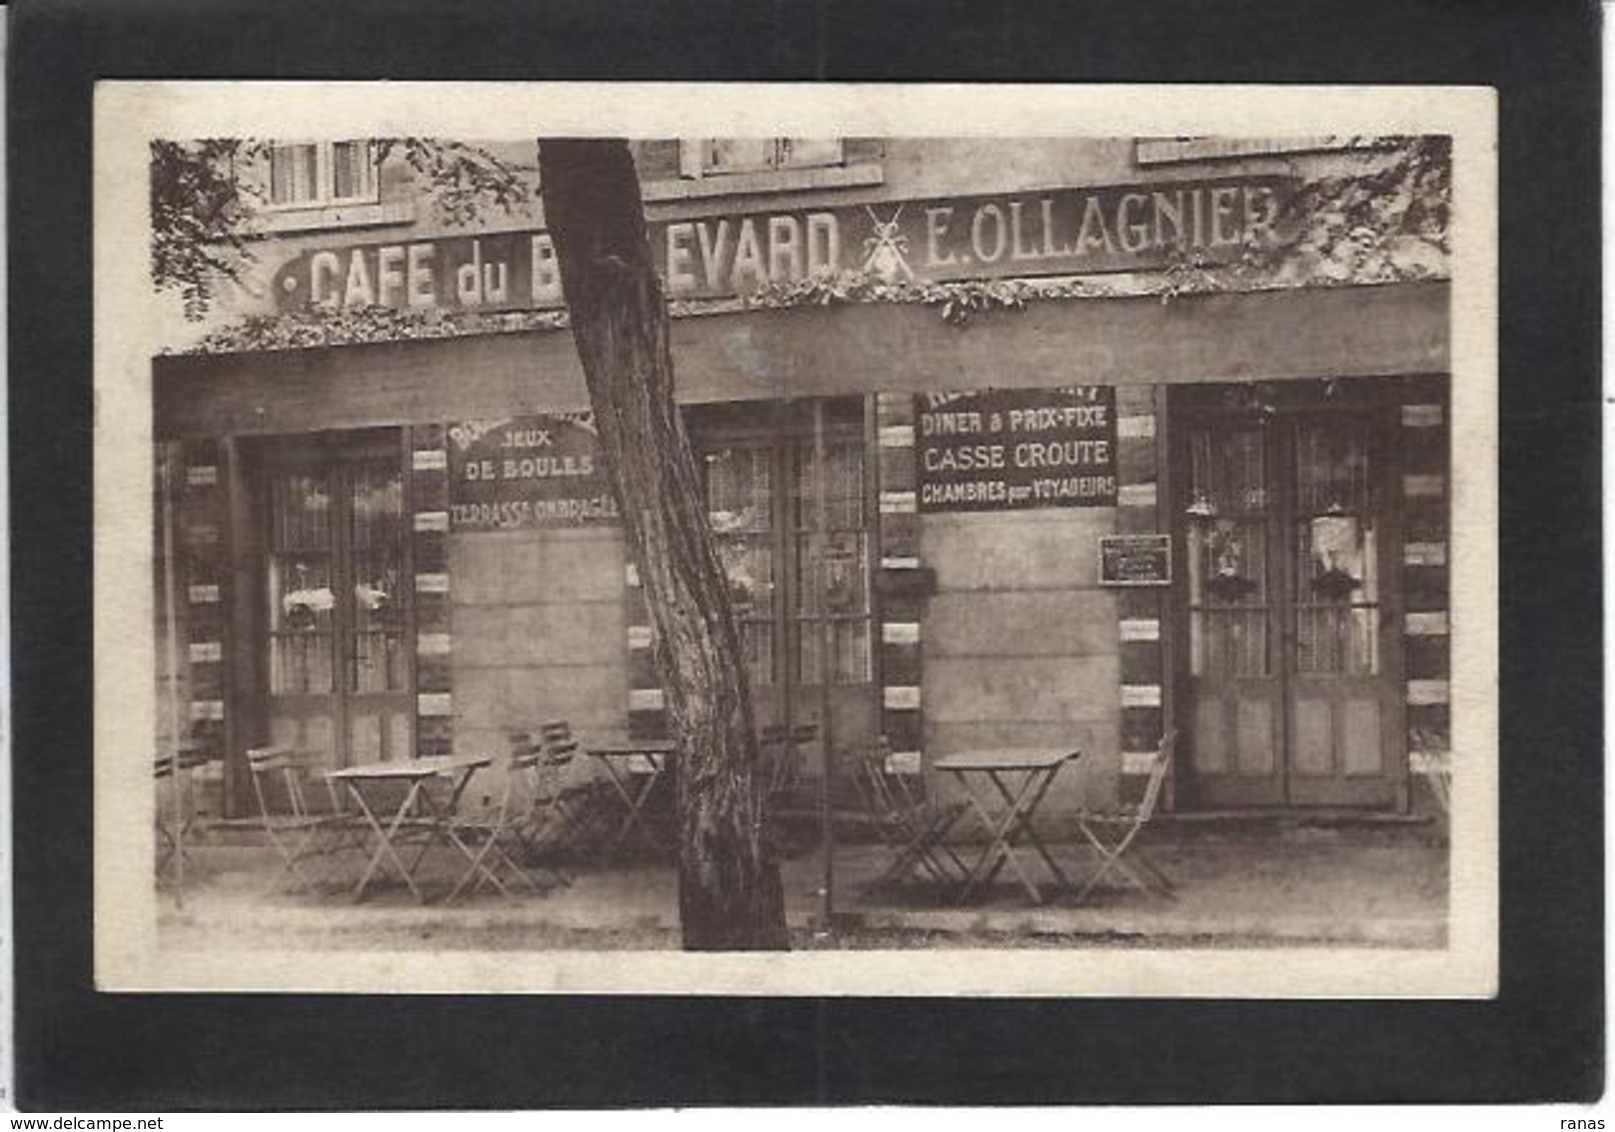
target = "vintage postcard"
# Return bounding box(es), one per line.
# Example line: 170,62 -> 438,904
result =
94,82 -> 1497,995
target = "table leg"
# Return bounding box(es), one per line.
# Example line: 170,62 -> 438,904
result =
407,768 -> 480,869
986,766 -> 1072,895
950,770 -> 1036,903
591,755 -> 632,859
892,800 -> 967,886
951,768 -> 1066,905
421,768 -> 512,900
593,755 -> 666,861
608,763 -> 668,859
346,779 -> 427,902
978,770 -> 1055,902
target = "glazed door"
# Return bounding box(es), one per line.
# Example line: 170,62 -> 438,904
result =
1283,414 -> 1401,806
1179,399 -> 1402,808
262,435 -> 414,773
699,406 -> 878,778
1182,420 -> 1286,806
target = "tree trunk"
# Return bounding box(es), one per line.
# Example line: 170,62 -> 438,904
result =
538,139 -> 789,950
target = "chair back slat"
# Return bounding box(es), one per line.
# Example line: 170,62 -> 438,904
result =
507,730 -> 544,765
1135,730 -> 1177,823
853,737 -> 923,819
246,745 -> 333,819
1074,731 -> 1177,903
538,721 -> 578,767
851,737 -> 966,892
758,723 -> 818,797
156,741 -> 209,779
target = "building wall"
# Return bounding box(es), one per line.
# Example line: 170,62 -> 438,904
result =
153,135 -> 1451,820
153,439 -> 229,817
635,137 -> 1379,224
167,135 -> 1396,339
920,508 -> 1122,812
448,525 -> 629,798
1399,384 -> 1453,815
410,417 -> 630,797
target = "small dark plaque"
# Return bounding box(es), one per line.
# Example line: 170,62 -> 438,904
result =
1099,533 -> 1172,587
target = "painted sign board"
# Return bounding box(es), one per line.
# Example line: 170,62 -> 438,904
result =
1099,533 -> 1173,586
915,386 -> 1118,512
446,414 -> 620,530
271,175 -> 1293,313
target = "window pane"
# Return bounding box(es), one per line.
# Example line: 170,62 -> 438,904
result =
1186,424 -> 1271,678
1293,418 -> 1378,676
331,140 -> 374,201
798,617 -> 872,687
792,441 -> 863,531
705,445 -> 775,687
740,620 -> 775,689
268,471 -> 334,694
706,445 -> 772,531
780,138 -> 842,168
269,144 -> 319,205
348,463 -> 407,692
793,530 -> 868,617
705,138 -> 775,172
793,440 -> 871,685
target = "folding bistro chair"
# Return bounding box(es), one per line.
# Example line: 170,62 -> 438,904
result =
1418,751 -> 1452,842
852,740 -> 968,892
508,721 -> 605,866
1073,731 -> 1178,903
246,746 -> 369,892
443,745 -> 563,903
1425,755 -> 1452,815
758,723 -> 819,804
758,723 -> 819,857
154,741 -> 212,880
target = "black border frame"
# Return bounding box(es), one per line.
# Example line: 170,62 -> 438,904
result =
9,0 -> 1602,1109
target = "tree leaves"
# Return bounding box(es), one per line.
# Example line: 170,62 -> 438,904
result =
381,138 -> 535,228
149,139 -> 262,320
178,304 -> 570,354
1247,135 -> 1451,288
150,137 -> 535,318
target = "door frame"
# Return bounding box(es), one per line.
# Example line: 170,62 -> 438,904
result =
684,397 -> 880,778
1167,380 -> 1409,810
235,428 -> 416,779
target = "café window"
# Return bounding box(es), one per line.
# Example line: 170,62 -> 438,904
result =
266,140 -> 378,208
682,138 -> 844,177
699,414 -> 873,691
266,459 -> 409,697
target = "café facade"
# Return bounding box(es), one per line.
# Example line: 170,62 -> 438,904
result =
152,136 -> 1452,819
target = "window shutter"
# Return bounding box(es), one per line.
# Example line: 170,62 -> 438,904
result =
678,139 -> 705,179
634,139 -> 684,182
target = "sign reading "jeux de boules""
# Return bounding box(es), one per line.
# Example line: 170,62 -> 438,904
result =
447,414 -> 621,530
271,176 -> 1292,313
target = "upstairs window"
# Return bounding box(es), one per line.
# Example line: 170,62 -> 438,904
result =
1135,136 -> 1384,165
684,138 -> 844,177
267,140 -> 378,208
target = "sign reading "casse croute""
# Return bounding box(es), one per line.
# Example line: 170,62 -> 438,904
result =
915,387 -> 1118,512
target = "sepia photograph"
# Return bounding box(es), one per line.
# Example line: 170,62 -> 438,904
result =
92,83 -> 1497,995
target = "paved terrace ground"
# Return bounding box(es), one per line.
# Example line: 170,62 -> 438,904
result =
157,821 -> 1448,952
